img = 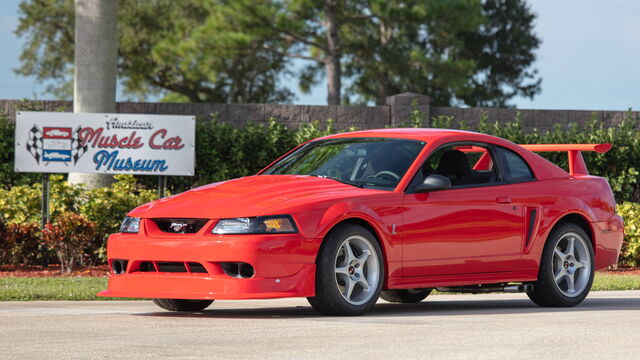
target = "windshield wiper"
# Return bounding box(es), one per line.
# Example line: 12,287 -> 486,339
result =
314,175 -> 366,188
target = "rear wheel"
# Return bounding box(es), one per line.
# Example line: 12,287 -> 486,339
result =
528,223 -> 594,307
307,224 -> 384,316
380,289 -> 432,303
152,298 -> 213,312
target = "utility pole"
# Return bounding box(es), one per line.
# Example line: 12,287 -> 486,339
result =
68,0 -> 117,188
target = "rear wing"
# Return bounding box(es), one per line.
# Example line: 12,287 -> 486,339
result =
519,143 -> 612,176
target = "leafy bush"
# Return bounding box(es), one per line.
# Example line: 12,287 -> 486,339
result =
0,175 -> 81,265
42,212 -> 96,273
81,175 -> 157,262
0,175 -> 83,225
4,222 -> 41,265
0,175 -> 158,266
618,202 -> 640,266
0,217 -> 12,264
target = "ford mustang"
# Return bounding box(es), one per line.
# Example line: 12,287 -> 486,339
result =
99,128 -> 624,315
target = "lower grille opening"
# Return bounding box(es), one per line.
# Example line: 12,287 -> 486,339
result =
111,259 -> 128,275
157,262 -> 187,273
139,261 -> 155,272
187,262 -> 207,273
134,261 -> 209,274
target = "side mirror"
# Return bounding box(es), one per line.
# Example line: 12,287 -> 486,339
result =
415,174 -> 452,193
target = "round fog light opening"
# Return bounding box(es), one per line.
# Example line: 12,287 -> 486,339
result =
239,263 -> 255,278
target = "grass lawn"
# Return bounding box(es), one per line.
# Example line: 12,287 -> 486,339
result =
1,272 -> 639,301
0,277 -> 112,301
591,273 -> 640,291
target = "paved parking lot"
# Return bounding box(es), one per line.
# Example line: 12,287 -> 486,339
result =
1,291 -> 638,359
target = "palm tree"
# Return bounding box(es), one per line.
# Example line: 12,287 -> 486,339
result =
67,0 -> 117,188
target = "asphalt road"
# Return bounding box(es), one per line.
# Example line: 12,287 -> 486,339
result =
1,291 -> 638,360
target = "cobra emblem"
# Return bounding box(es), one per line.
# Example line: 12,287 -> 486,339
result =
169,222 -> 188,232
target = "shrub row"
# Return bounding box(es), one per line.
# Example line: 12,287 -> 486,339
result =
0,175 -> 156,272
2,106 -> 638,200
618,202 -> 640,267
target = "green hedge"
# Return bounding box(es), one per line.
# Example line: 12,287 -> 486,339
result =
618,202 -> 640,267
2,106 -> 638,200
0,175 -> 157,268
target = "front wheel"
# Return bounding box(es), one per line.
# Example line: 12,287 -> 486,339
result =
307,224 -> 384,316
152,298 -> 213,312
528,223 -> 594,307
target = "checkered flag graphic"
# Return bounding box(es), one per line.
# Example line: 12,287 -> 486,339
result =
71,126 -> 88,164
25,125 -> 43,164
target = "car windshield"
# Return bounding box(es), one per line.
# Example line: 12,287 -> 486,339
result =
262,137 -> 425,190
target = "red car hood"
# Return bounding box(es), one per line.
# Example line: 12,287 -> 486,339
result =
129,175 -> 368,219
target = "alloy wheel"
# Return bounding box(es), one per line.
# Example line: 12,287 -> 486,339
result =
551,232 -> 592,297
334,235 -> 380,306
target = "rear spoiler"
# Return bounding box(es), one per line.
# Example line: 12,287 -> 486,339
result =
519,143 -> 612,176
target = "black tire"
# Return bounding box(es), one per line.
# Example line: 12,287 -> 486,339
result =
307,224 -> 384,316
380,289 -> 432,303
527,223 -> 594,307
152,298 -> 213,312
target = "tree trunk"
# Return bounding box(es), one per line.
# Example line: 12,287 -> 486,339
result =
375,20 -> 393,105
68,0 -> 117,188
323,0 -> 341,105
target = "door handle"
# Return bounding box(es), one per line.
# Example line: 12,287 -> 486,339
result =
496,196 -> 512,204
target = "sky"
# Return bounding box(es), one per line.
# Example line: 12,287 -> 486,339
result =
1,0 -> 639,111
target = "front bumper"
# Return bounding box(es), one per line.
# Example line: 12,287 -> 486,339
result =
98,221 -> 318,300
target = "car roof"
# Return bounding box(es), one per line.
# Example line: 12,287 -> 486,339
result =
319,128 -> 490,142
316,128 -> 571,181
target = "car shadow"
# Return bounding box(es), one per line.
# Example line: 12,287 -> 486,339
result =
134,295 -> 640,320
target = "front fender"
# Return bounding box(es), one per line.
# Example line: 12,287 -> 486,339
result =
310,199 -> 403,280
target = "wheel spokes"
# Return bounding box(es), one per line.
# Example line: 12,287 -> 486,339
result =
574,260 -> 586,269
336,265 -> 350,276
343,240 -> 355,264
357,249 -> 370,264
357,274 -> 370,292
567,237 -> 576,257
554,247 -> 564,260
566,273 -> 576,293
343,277 -> 355,299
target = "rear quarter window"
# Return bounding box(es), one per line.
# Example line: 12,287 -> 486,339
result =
500,147 -> 534,180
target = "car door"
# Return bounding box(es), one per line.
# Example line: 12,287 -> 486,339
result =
401,142 -> 525,277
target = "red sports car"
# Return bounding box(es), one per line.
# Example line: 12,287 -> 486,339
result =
99,129 -> 624,315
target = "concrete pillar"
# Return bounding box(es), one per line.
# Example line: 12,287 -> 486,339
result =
385,92 -> 430,127
68,0 -> 117,188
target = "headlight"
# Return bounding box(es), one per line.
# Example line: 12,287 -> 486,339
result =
119,217 -> 140,233
212,215 -> 297,235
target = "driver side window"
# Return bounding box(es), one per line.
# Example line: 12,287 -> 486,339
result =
409,142 -> 501,190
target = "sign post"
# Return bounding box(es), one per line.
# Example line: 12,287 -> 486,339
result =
40,173 -> 50,268
158,176 -> 167,198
